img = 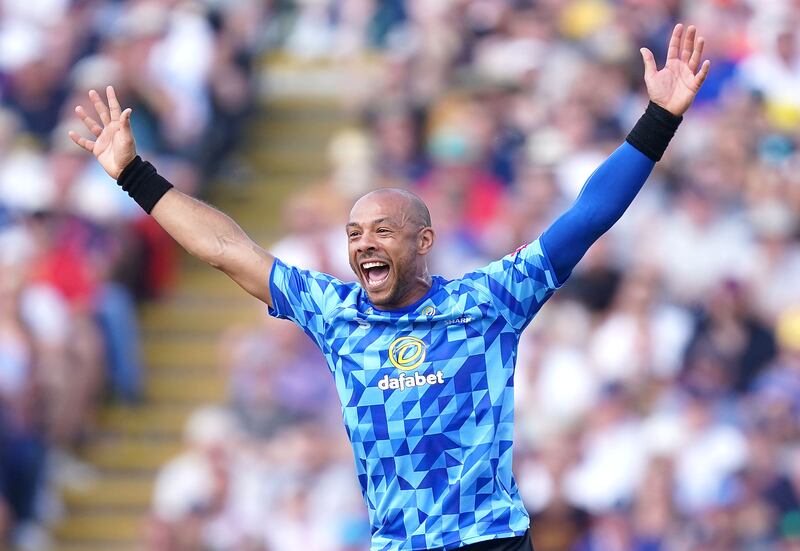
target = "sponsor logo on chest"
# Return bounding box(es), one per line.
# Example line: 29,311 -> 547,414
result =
378,336 -> 444,392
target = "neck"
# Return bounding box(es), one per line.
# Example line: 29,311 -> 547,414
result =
403,273 -> 434,305
376,273 -> 433,311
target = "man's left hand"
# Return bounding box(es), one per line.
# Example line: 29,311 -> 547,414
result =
640,23 -> 711,117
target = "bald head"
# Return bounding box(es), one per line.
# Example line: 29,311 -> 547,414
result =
354,188 -> 431,229
346,187 -> 436,309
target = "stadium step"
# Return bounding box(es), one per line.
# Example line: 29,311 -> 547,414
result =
54,544 -> 140,551
141,339 -> 219,370
62,476 -> 153,511
81,439 -> 183,472
53,511 -> 141,544
52,54 -> 356,550
139,302 -> 261,334
255,53 -> 381,99
98,405 -> 195,438
146,371 -> 227,403
148,377 -> 225,403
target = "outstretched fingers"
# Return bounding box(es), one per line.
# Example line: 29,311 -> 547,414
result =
121,107 -> 132,128
75,106 -> 103,137
689,36 -> 705,73
107,86 -> 122,121
667,23 -> 684,62
694,59 -> 711,87
640,47 -> 658,79
68,130 -> 95,153
681,25 -> 696,63
89,89 -> 111,126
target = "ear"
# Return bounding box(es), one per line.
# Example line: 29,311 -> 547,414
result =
417,227 -> 435,256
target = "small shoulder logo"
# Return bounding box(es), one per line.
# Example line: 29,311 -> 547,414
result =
388,336 -> 427,371
422,306 -> 436,317
445,315 -> 473,325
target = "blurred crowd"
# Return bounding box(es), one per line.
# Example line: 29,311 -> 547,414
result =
2,0 -> 800,550
152,0 -> 800,550
0,0 -> 263,547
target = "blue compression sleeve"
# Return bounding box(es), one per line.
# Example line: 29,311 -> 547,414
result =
540,142 -> 655,284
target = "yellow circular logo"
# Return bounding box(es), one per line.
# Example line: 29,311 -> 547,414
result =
388,336 -> 427,371
422,306 -> 436,317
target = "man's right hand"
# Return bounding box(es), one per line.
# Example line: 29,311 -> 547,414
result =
69,86 -> 137,180
69,84 -> 275,305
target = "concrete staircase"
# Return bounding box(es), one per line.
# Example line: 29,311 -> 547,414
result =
52,58 -> 355,550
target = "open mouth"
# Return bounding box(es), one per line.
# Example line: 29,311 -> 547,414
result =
361,260 -> 391,290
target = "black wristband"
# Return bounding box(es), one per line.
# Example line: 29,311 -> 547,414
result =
625,101 -> 683,162
116,156 -> 174,214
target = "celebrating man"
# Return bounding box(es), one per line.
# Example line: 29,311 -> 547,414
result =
70,24 -> 708,551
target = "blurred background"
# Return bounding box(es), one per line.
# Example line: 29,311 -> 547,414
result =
1,0 -> 800,550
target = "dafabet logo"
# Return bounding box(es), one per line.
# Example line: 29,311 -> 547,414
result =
388,336 -> 427,371
379,336 -> 445,391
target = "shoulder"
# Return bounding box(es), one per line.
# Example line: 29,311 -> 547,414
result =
461,239 -> 550,280
436,273 -> 495,306
270,257 -> 361,305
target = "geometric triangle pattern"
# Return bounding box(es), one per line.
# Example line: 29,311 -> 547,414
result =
267,239 -> 558,550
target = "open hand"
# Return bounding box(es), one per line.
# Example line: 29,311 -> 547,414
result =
640,24 -> 711,117
69,86 -> 137,180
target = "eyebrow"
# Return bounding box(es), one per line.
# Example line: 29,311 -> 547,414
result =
346,217 -> 391,228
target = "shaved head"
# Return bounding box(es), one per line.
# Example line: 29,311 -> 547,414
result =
356,188 -> 431,228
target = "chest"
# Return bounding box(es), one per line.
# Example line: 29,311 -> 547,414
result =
325,295 -> 518,407
330,293 -> 495,362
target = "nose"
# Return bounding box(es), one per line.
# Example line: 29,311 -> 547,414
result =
356,237 -> 375,253
356,234 -> 378,255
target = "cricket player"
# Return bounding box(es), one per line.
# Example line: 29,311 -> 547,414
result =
70,23 -> 709,551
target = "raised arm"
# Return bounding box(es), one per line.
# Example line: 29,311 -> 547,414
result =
69,86 -> 275,305
541,23 -> 710,283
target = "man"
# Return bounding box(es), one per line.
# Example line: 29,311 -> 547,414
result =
70,24 -> 709,551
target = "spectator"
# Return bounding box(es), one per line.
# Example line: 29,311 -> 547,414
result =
6,0 -> 800,549
0,1 -> 263,547
187,2 -> 796,549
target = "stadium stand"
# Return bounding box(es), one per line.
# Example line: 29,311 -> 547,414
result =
2,1 -> 800,550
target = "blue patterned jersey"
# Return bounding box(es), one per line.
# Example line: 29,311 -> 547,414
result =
268,238 -> 561,550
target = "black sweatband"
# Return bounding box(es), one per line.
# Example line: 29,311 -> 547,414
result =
116,156 -> 174,214
625,101 -> 683,162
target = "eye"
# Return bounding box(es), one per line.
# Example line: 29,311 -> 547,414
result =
377,228 -> 391,235
348,231 -> 361,239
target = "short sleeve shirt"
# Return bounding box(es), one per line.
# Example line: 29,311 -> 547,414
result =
268,238 -> 560,550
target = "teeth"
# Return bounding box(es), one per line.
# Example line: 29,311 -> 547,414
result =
362,261 -> 387,270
